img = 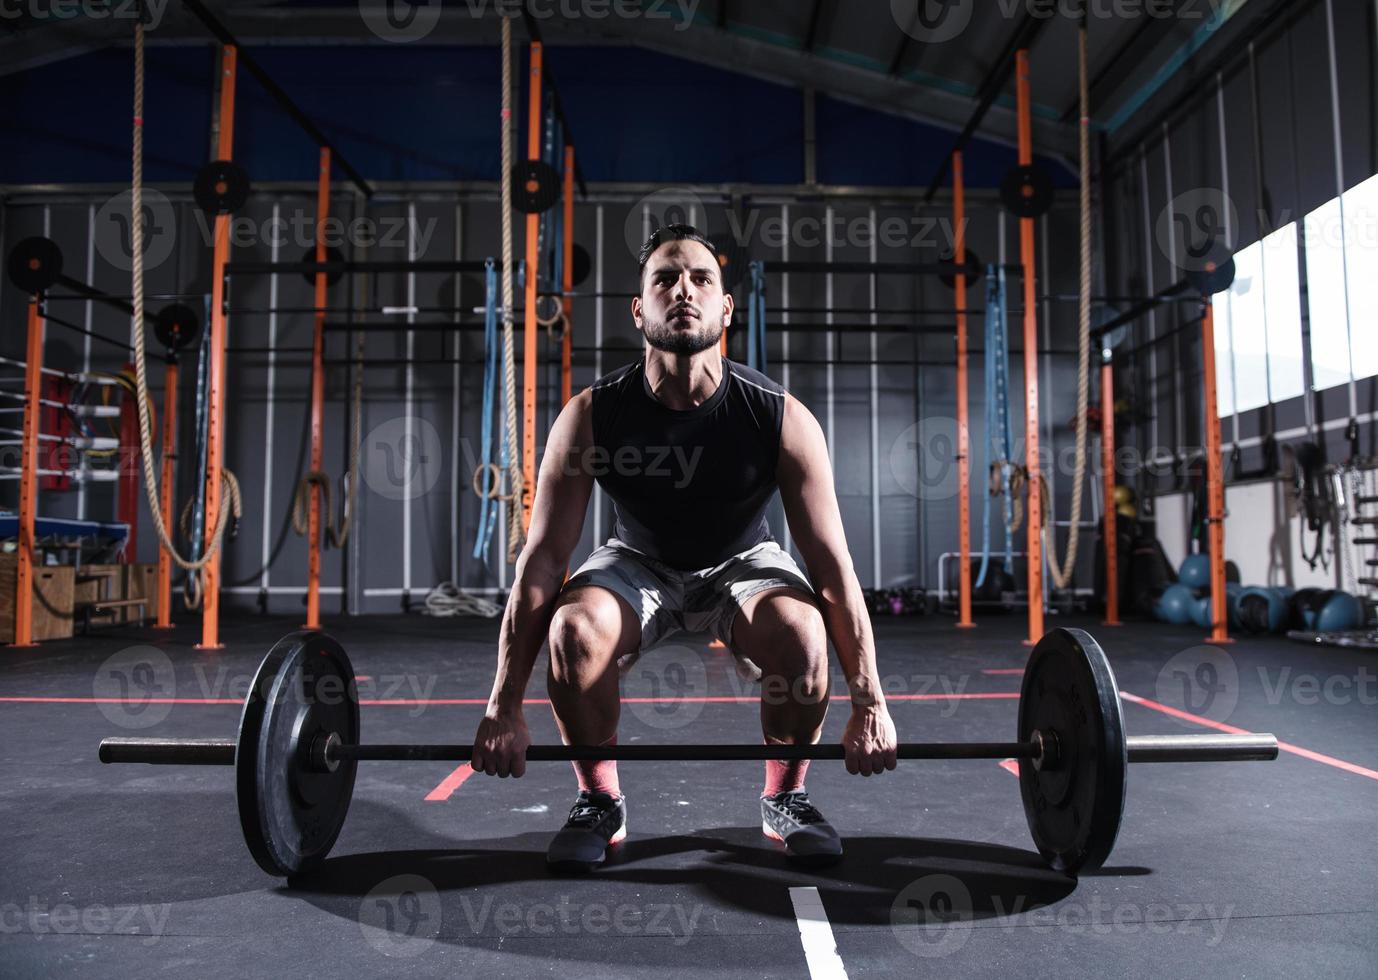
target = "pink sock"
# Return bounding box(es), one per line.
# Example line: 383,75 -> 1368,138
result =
573,733 -> 620,798
762,735 -> 809,797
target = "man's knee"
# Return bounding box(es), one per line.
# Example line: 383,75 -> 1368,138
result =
751,595 -> 829,706
548,589 -> 632,690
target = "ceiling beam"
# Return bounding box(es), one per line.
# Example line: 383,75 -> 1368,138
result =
803,0 -> 825,53
922,9 -> 1054,203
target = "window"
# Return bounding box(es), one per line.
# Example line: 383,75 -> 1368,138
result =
1212,223 -> 1305,415
1303,170 -> 1378,391
1343,173 -> 1378,382
1304,197 -> 1351,390
1262,224 -> 1305,403
1222,241 -> 1268,414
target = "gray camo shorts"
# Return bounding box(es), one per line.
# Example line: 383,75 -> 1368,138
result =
561,536 -> 815,672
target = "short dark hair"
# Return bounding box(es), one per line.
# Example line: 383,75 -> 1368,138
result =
637,223 -> 722,287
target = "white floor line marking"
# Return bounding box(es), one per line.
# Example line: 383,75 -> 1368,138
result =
789,886 -> 850,980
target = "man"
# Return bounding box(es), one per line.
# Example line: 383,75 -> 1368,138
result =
471,224 -> 897,872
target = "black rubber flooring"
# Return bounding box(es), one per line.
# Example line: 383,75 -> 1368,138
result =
1,611 -> 1375,978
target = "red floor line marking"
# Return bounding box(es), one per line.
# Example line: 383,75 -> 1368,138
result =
1119,690 -> 1378,782
0,692 -> 1020,707
425,764 -> 477,801
982,669 -> 1026,676
997,758 -> 1020,776
0,697 -> 242,704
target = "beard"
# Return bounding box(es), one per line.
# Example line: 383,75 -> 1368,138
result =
641,307 -> 724,356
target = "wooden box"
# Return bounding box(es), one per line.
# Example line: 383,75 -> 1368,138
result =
123,564 -> 158,624
0,556 -> 75,642
74,564 -> 124,626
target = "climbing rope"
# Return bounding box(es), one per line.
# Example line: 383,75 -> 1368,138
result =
500,16 -> 525,565
130,20 -> 241,605
1046,14 -> 1094,591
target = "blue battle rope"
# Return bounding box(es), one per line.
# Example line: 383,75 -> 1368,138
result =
472,260 -> 509,562
976,265 -> 1016,589
539,94 -> 563,288
747,261 -> 767,372
188,294 -> 212,563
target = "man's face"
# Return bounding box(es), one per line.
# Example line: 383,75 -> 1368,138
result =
632,239 -> 734,356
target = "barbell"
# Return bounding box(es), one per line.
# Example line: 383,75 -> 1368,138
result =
98,627 -> 1277,879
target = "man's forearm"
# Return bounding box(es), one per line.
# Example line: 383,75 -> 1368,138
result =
487,550 -> 567,713
811,567 -> 885,708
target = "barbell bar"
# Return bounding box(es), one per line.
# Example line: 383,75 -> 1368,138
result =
100,733 -> 1278,766
96,627 -> 1280,878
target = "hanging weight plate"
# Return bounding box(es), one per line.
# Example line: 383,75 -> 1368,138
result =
939,247 -> 983,289
709,235 -> 750,291
300,245 -> 346,286
1017,627 -> 1127,875
154,303 -> 200,352
236,631 -> 359,877
1000,165 -> 1055,218
1185,252 -> 1236,295
512,160 -> 561,214
571,242 -> 592,287
194,160 -> 251,215
7,237 -> 64,295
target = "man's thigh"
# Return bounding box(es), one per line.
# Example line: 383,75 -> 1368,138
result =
561,539 -> 683,659
687,540 -> 819,677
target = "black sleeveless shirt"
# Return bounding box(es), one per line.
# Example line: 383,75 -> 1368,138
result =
589,356 -> 786,570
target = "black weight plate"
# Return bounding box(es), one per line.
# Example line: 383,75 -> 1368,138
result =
154,304 -> 199,351
1186,252 -> 1236,295
710,236 -> 750,291
1000,164 -> 1055,218
300,245 -> 346,286
939,247 -> 982,289
236,631 -> 359,877
570,242 -> 592,287
194,160 -> 251,215
7,236 -> 63,294
1018,627 -> 1127,874
512,160 -> 561,214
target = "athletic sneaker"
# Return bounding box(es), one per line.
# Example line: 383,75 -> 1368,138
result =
546,791 -> 627,873
761,789 -> 843,867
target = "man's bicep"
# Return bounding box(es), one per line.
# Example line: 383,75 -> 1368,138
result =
778,396 -> 852,577
525,392 -> 595,564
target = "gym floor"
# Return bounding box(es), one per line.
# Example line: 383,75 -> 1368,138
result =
1,614 -> 1374,977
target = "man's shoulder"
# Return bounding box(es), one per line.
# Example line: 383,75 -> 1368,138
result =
590,359 -> 643,393
726,359 -> 786,400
